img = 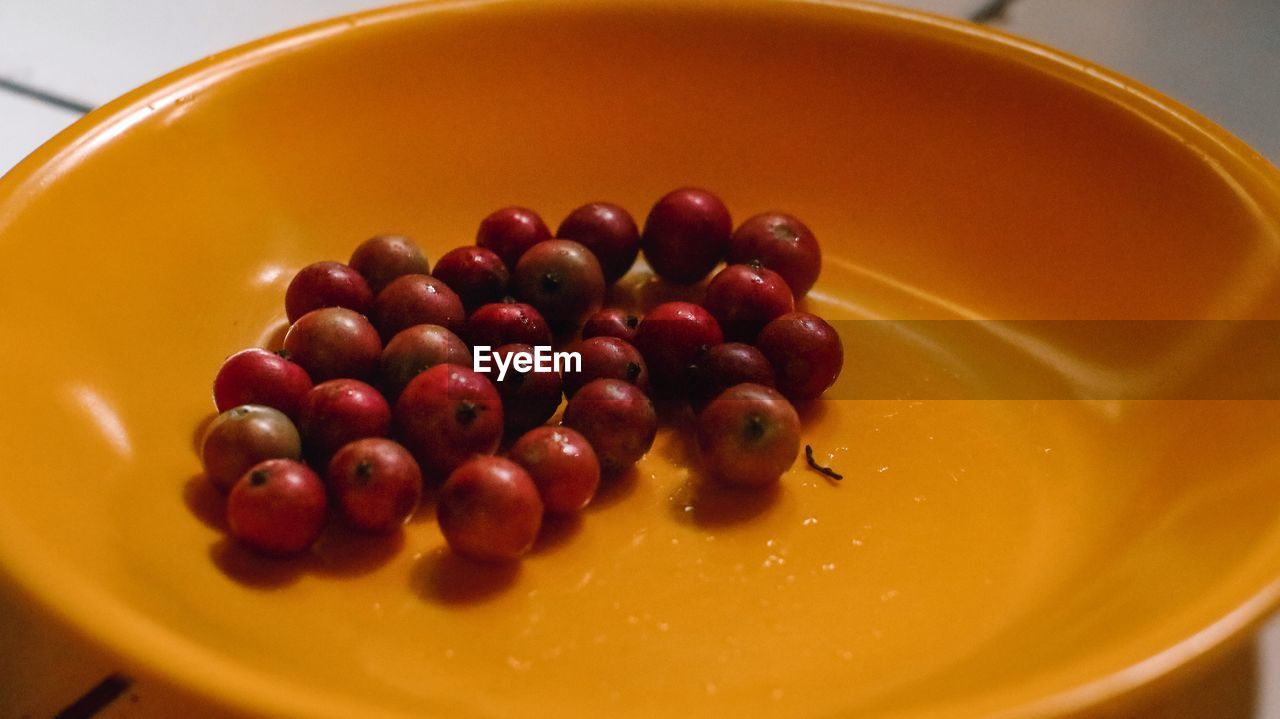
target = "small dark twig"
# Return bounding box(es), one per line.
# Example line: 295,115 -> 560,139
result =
805,445 -> 843,482
54,673 -> 132,719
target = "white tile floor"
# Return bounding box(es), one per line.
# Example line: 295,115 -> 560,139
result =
993,0 -> 1280,163
0,0 -> 392,171
1,1 -> 1278,716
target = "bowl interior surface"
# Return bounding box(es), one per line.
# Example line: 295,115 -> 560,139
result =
2,2 -> 1280,717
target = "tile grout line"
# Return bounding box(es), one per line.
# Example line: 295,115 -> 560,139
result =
968,0 -> 1017,24
0,76 -> 93,115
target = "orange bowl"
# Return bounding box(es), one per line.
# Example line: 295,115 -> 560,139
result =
3,2 -> 1280,717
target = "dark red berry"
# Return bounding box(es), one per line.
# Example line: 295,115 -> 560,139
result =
372,274 -> 465,340
509,426 -> 600,514
438,456 -> 543,562
755,312 -> 843,401
512,239 -> 605,331
431,246 -> 510,311
556,202 -> 640,284
581,308 -> 641,343
394,364 -> 504,480
284,261 -> 374,324
349,234 -> 431,294
201,405 -> 302,492
298,379 -> 392,465
562,379 -> 657,474
327,438 -> 422,533
703,263 -> 795,341
378,324 -> 472,402
227,459 -> 327,555
283,307 -> 382,382
478,343 -> 564,435
728,212 -> 821,299
697,383 -> 800,488
632,301 -> 724,395
466,300 -> 553,348
562,336 -> 649,397
213,348 -> 312,418
688,342 -> 776,412
641,187 -> 731,284
476,206 -> 550,269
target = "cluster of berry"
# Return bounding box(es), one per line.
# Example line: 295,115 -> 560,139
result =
198,188 -> 841,563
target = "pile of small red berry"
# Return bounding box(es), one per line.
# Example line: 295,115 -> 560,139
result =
200,188 -> 842,563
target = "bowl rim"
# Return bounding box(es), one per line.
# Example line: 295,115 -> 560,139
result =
2,1 -> 1280,717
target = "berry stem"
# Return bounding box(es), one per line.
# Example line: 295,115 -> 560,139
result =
805,445 -> 843,482
455,400 -> 479,426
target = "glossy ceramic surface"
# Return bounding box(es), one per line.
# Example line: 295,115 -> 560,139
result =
2,2 -> 1280,717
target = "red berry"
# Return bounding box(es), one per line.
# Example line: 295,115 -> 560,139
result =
688,342 -> 776,412
479,343 -> 564,435
466,300 -> 552,348
431,246 -> 510,311
641,187 -> 731,284
378,324 -> 472,402
703,263 -> 795,341
284,261 -> 374,324
728,212 -> 821,299
372,274 -> 465,340
632,301 -> 724,395
512,239 -> 605,331
298,379 -> 392,465
227,459 -> 327,555
697,383 -> 800,488
476,206 -> 550,269
562,379 -> 657,474
556,202 -> 640,284
349,234 -> 431,294
438,456 -> 543,562
201,405 -> 302,492
581,308 -> 641,343
327,438 -> 422,533
509,426 -> 600,514
283,307 -> 382,382
212,348 -> 312,418
562,336 -> 649,397
394,364 -> 504,480
755,312 -> 843,401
